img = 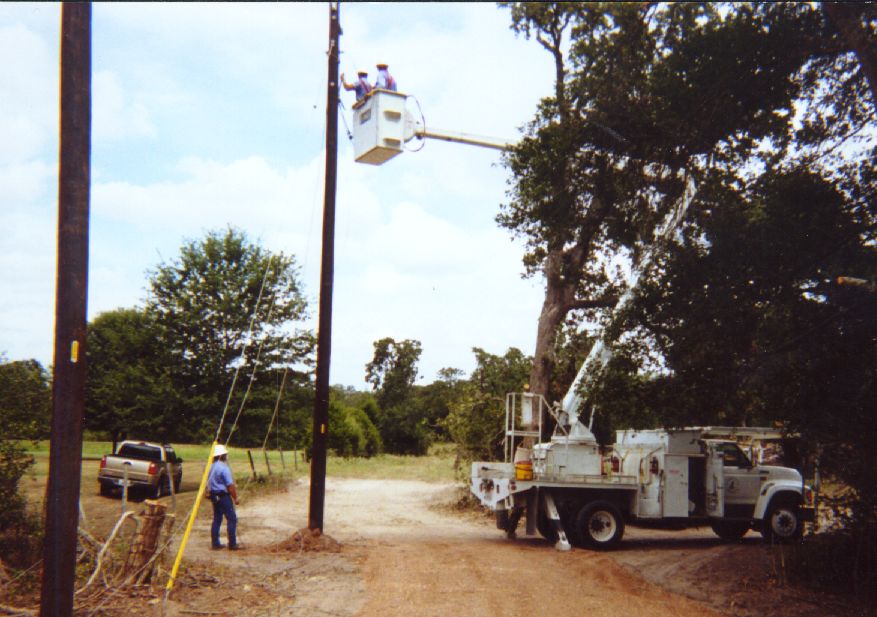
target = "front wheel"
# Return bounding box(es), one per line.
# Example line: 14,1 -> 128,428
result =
761,501 -> 803,543
575,501 -> 624,550
711,520 -> 750,541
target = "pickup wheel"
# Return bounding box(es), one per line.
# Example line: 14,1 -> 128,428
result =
99,482 -> 113,497
710,520 -> 750,541
761,499 -> 803,543
154,475 -> 170,498
173,476 -> 181,494
575,501 -> 624,550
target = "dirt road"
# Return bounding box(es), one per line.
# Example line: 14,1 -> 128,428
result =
175,478 -> 722,617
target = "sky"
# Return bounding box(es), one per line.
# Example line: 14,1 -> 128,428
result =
0,2 -> 555,389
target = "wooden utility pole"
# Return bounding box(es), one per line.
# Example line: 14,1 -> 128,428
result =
309,1 -> 340,532
40,3 -> 91,616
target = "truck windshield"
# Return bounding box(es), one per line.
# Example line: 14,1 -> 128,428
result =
117,443 -> 163,461
718,443 -> 752,468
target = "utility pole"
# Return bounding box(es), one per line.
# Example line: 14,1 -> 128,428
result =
309,1 -> 340,532
40,3 -> 91,616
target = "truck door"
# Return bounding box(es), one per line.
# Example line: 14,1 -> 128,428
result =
717,442 -> 762,519
704,444 -> 724,518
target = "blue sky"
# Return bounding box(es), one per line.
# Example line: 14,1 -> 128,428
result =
1,2 -> 554,388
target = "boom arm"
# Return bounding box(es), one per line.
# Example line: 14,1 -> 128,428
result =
560,177 -> 698,428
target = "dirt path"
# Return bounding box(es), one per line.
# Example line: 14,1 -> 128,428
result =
174,478 -> 721,617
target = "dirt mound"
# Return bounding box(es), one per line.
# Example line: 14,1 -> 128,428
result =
270,527 -> 342,554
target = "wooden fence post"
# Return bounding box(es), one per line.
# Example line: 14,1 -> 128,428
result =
247,449 -> 257,480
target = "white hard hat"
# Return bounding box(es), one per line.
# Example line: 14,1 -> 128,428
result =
213,444 -> 228,457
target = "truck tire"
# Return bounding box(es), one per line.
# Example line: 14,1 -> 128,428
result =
173,475 -> 181,494
99,482 -> 113,497
761,499 -> 803,543
536,510 -> 558,543
710,520 -> 749,541
575,501 -> 624,550
154,475 -> 170,498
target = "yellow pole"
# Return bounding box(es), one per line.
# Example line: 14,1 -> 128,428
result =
164,442 -> 216,598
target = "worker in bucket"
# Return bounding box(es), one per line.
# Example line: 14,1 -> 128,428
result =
374,62 -> 397,91
207,444 -> 242,550
341,69 -> 373,101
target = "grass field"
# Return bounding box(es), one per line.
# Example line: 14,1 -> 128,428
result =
21,440 -> 459,485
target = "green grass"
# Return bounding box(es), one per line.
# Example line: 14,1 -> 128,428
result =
20,441 -> 459,484
20,441 -> 302,483
326,442 -> 457,483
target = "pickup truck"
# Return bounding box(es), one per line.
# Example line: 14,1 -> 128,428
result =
97,441 -> 183,498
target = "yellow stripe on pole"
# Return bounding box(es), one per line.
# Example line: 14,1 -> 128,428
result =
165,441 -> 216,596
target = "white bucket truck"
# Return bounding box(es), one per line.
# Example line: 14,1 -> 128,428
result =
471,394 -> 815,550
470,177 -> 814,550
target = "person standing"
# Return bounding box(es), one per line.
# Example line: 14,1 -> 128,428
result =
374,63 -> 397,91
207,444 -> 241,550
341,70 -> 373,101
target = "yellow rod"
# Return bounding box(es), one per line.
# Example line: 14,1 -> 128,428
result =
165,441 -> 216,596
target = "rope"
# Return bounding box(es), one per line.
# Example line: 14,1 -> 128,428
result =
224,275 -> 279,445
261,369 -> 289,452
213,257 -> 275,443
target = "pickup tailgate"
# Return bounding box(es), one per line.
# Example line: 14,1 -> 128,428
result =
99,456 -> 156,485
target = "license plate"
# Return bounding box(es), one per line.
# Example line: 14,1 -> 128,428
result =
114,479 -> 131,487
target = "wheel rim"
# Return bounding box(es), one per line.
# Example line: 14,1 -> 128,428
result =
588,510 -> 617,543
771,507 -> 797,538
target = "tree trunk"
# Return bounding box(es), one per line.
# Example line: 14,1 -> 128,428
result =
122,500 -> 167,584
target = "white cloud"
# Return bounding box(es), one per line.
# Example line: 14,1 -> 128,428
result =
1,3 -> 552,387
0,23 -> 57,165
93,70 -> 156,141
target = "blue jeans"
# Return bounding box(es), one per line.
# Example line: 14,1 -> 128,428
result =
210,493 -> 237,547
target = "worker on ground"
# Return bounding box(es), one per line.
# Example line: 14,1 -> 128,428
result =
374,62 -> 397,91
207,444 -> 242,550
341,70 -> 373,101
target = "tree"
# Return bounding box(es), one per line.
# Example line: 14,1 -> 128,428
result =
85,308 -> 177,444
446,347 -> 532,464
0,356 -> 51,439
146,227 -> 314,443
364,338 -> 429,454
499,2 -> 847,403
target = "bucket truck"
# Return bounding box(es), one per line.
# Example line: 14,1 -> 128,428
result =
469,180 -> 816,550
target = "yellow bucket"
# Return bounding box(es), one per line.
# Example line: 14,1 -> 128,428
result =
515,461 -> 533,480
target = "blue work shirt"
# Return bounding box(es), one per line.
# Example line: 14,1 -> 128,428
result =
207,459 -> 235,494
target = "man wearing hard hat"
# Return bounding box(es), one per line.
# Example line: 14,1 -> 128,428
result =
340,69 -> 373,101
207,444 -> 241,550
374,63 -> 397,91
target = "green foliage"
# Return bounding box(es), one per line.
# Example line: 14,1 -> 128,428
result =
365,338 -> 422,410
446,347 -> 532,463
0,357 -> 51,439
0,440 -> 40,568
85,308 -> 177,443
317,393 -> 382,458
364,338 -> 431,454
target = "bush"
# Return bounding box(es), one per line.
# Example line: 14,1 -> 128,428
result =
0,441 -> 41,570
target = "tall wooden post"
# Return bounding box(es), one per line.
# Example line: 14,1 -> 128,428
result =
40,4 -> 91,616
309,1 -> 340,532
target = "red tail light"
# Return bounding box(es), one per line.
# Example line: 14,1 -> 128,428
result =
100,455 -> 107,469
147,462 -> 158,475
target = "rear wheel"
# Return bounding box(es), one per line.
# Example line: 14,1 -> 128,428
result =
99,482 -> 113,497
575,501 -> 624,550
154,475 -> 170,498
761,500 -> 803,543
710,520 -> 750,541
